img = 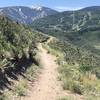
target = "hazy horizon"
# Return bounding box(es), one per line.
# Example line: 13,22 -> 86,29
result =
0,0 -> 100,11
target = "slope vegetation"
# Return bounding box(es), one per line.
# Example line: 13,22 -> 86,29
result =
45,37 -> 100,99
31,6 -> 100,55
0,15 -> 40,98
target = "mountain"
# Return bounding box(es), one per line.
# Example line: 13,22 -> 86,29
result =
0,6 -> 100,99
32,6 -> 100,32
31,6 -> 100,98
0,6 -> 58,24
81,6 -> 100,11
31,6 -> 100,55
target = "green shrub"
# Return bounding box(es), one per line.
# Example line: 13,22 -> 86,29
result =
25,65 -> 40,81
71,82 -> 84,94
96,70 -> 100,79
85,95 -> 100,100
63,79 -> 84,94
0,94 -> 6,100
15,87 -> 26,96
0,92 -> 13,100
15,80 -> 28,96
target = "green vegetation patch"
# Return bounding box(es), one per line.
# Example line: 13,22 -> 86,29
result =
46,38 -> 100,98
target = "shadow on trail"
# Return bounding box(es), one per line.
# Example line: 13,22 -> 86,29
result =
0,54 -> 39,94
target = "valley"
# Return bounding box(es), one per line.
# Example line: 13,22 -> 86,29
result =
0,5 -> 100,100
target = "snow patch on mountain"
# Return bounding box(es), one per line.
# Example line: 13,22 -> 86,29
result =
30,5 -> 43,11
19,8 -> 21,12
0,6 -> 58,24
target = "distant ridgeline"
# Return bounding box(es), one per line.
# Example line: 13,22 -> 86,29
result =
0,6 -> 58,24
31,6 -> 100,55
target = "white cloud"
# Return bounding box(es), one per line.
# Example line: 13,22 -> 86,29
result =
55,6 -> 83,11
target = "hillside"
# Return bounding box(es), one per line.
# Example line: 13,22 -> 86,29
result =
0,6 -> 58,24
1,6 -> 100,100
32,6 -> 100,32
0,15 -> 36,63
43,37 -> 100,99
31,6 -> 100,55
0,15 -> 40,97
30,7 -> 100,99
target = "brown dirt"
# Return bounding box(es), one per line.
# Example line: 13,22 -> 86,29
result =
21,43 -> 84,100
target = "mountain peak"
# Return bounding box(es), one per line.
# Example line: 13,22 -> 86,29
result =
0,6 -> 58,24
30,5 -> 43,11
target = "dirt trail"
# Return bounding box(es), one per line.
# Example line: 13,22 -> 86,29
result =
22,43 -> 84,100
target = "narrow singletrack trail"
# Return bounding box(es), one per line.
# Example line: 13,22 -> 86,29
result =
22,43 -> 84,100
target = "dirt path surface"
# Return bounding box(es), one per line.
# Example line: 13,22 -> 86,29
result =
22,43 -> 84,100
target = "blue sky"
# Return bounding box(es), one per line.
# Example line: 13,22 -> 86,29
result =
0,0 -> 100,11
